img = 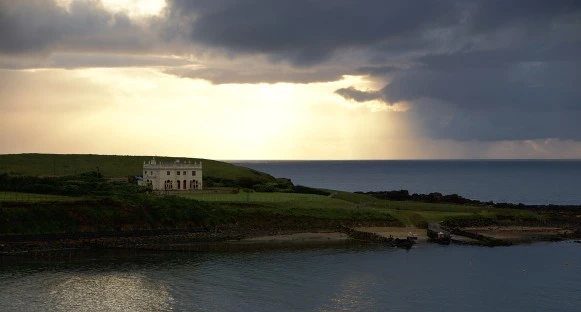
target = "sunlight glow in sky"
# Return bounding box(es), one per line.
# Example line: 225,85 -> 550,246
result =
101,0 -> 166,16
0,67 -> 411,159
1,0 -> 580,159
57,0 -> 167,16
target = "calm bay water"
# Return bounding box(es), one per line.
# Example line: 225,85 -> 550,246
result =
1,243 -> 580,312
2,160 -> 581,311
233,160 -> 581,205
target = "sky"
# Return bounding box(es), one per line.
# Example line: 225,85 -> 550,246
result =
1,0 -> 580,160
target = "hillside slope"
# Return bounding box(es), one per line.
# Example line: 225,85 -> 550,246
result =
0,154 -> 276,185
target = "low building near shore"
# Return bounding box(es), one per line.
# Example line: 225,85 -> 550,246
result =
139,158 -> 203,191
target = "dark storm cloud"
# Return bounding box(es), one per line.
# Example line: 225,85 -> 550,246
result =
404,100 -> 581,141
382,61 -> 581,109
168,0 -> 460,66
356,66 -> 401,76
0,0 -> 156,55
168,0 -> 580,65
0,0 -> 62,54
462,0 -> 580,33
341,55 -> 581,140
325,1 -> 581,141
334,87 -> 383,103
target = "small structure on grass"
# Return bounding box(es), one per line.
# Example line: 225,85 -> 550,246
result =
140,158 -> 203,191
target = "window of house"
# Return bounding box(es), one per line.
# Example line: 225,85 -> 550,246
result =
167,171 -> 170,175
177,171 -> 181,175
192,171 -> 196,176
183,171 -> 186,175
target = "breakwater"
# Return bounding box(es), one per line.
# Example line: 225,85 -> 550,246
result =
339,226 -> 414,249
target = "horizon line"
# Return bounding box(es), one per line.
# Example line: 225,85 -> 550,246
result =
1,153 -> 580,162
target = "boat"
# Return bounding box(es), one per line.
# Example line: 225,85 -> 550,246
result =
427,223 -> 451,245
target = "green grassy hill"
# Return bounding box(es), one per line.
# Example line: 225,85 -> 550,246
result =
0,153 -> 276,184
0,154 -> 546,236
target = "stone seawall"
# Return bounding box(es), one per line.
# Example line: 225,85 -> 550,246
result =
339,226 -> 414,249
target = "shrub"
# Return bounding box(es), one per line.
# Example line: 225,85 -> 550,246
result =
292,185 -> 331,196
442,215 -> 496,228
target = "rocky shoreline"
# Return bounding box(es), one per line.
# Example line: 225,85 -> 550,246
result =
2,223 -> 579,256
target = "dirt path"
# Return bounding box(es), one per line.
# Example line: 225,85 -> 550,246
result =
464,226 -> 572,242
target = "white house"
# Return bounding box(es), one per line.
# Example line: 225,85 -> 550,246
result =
141,158 -> 203,191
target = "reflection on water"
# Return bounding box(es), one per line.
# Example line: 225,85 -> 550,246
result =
319,273 -> 379,312
1,243 -> 581,312
0,249 -> 192,312
47,273 -> 172,312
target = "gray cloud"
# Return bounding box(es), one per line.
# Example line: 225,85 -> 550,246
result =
463,0 -> 580,33
328,1 -> 581,141
167,65 -> 349,84
400,98 -> 581,141
382,61 -> 578,107
168,0 -> 460,66
49,53 -> 194,68
335,87 -> 383,103
338,57 -> 581,141
167,0 -> 580,66
0,0 -> 64,54
357,65 -> 401,76
0,53 -> 195,69
0,0 -> 160,55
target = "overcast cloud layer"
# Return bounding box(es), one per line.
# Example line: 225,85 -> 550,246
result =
1,0 -> 580,145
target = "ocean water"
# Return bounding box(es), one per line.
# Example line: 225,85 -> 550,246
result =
1,242 -> 580,312
233,160 -> 581,205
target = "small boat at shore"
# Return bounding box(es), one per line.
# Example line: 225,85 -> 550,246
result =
427,223 -> 451,245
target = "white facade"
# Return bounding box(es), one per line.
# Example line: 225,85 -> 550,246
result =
142,159 -> 203,191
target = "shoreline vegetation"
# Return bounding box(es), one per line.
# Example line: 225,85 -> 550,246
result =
1,153 -> 580,255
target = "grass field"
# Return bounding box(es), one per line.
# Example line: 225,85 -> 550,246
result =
180,191 -> 337,203
0,186 -> 541,228
219,203 -> 398,221
0,191 -> 82,202
179,190 -> 541,226
0,188 -> 544,234
178,191 -> 397,221
331,191 -> 541,226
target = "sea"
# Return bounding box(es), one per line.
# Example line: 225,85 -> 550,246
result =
1,160 -> 580,312
233,160 -> 581,205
